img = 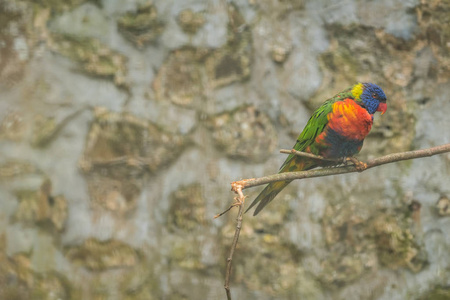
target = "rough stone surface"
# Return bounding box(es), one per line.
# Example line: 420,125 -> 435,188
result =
177,9 -> 206,35
65,238 -> 139,271
50,34 -> 128,88
206,105 -> 278,163
117,2 -> 165,48
0,0 -> 449,299
14,178 -> 68,232
153,47 -> 209,107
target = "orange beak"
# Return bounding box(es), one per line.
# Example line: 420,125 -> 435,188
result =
377,103 -> 387,115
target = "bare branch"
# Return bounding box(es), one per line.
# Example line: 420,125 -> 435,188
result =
237,143 -> 450,190
224,187 -> 245,300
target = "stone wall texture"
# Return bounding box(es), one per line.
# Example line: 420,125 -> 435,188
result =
0,0 -> 449,299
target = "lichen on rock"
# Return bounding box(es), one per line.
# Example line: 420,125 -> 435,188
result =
0,243 -> 71,300
14,178 -> 68,232
31,272 -> 71,300
168,183 -> 207,232
152,2 -> 252,105
436,196 -> 450,216
370,213 -> 424,271
0,160 -> 38,179
65,238 -> 140,271
24,0 -> 99,13
79,107 -> 189,213
169,237 -> 206,270
205,2 -> 252,88
318,191 -> 426,286
0,112 -> 26,142
50,34 -> 128,88
31,115 -> 57,148
177,9 -> 205,35
153,47 -> 209,107
80,107 -> 189,174
117,2 -> 164,48
417,286 -> 450,300
0,2 -> 32,89
206,105 -> 277,163
86,174 -> 142,214
416,0 -> 450,80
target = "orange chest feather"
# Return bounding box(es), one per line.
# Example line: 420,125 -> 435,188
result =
327,99 -> 373,140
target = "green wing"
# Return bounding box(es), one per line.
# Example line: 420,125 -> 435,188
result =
279,98 -> 334,171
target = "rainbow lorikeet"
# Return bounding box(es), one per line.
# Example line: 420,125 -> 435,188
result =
246,82 -> 387,216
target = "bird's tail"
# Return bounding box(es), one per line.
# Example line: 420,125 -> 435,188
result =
245,156 -> 318,215
245,180 -> 292,216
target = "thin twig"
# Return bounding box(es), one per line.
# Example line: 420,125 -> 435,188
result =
280,149 -> 341,162
214,205 -> 235,219
224,185 -> 246,300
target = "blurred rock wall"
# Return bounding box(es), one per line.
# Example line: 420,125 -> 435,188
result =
0,0 -> 449,299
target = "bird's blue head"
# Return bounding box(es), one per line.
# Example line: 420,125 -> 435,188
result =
352,83 -> 387,115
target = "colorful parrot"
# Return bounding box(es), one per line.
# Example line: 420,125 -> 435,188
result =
246,82 -> 387,216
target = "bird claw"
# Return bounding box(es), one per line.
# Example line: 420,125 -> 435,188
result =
345,157 -> 368,172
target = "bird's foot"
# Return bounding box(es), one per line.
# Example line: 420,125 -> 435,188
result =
345,157 -> 368,172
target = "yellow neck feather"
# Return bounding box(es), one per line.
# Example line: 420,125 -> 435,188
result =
351,83 -> 364,100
